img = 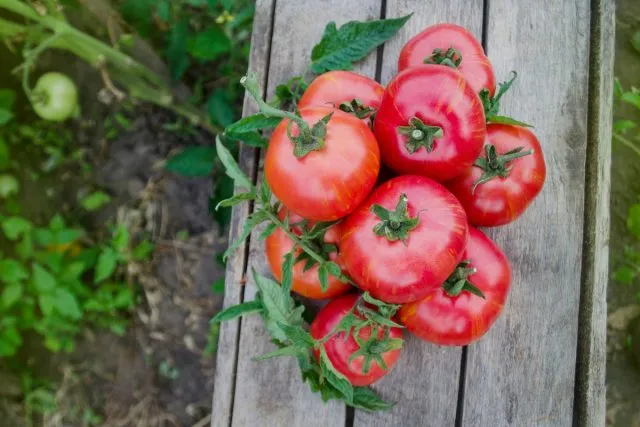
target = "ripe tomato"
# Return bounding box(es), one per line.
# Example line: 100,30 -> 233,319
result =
31,72 -> 79,122
399,226 -> 511,346
298,71 -> 384,125
339,175 -> 468,304
373,65 -> 486,182
265,208 -> 351,299
265,107 -> 380,221
447,124 -> 546,227
398,23 -> 496,96
310,293 -> 403,386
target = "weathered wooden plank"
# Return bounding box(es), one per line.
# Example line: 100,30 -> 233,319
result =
230,1 -> 381,426
575,1 -> 614,425
211,1 -> 274,426
354,1 -> 484,426
462,1 -> 593,426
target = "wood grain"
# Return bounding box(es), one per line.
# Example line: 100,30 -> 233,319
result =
210,1 -> 274,426
353,1 -> 483,426
230,1 -> 381,426
575,0 -> 614,425
462,0 -> 593,425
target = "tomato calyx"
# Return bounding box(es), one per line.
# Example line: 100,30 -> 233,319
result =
292,221 -> 340,274
423,47 -> 462,68
479,71 -> 533,127
442,260 -> 486,298
472,144 -> 533,192
339,98 -> 376,120
371,193 -> 420,244
397,117 -> 443,154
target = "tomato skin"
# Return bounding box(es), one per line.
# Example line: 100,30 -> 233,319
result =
31,72 -> 79,122
265,107 -> 380,221
447,124 -> 546,227
310,293 -> 403,386
398,23 -> 496,96
399,226 -> 511,346
265,208 -> 351,299
373,65 -> 486,182
339,175 -> 469,304
298,71 -> 384,125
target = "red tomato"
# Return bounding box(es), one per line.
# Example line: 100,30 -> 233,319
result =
265,208 -> 351,299
373,65 -> 486,182
265,107 -> 380,221
310,293 -> 403,386
298,71 -> 384,125
398,23 -> 496,96
398,226 -> 511,346
447,124 -> 546,227
339,175 -> 469,304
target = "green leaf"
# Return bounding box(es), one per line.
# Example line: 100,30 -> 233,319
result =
254,345 -> 303,360
120,0 -> 154,36
227,131 -> 268,148
187,27 -> 231,61
614,119 -> 637,134
54,288 -> 82,319
279,322 -> 314,348
0,137 -> 10,170
281,251 -> 294,294
351,386 -> 395,411
2,217 -> 31,240
208,89 -> 234,127
16,234 -> 33,260
1,282 -> 23,309
112,225 -> 129,252
310,15 -> 412,73
211,277 -> 225,294
38,294 -> 56,315
487,115 -> 533,128
33,263 -> 56,293
167,19 -> 191,81
318,263 -> 329,292
0,109 -> 13,126
212,300 -> 263,322
0,174 -> 19,198
0,259 -> 29,283
259,222 -> 277,240
225,114 -> 282,134
95,249 -> 119,283
55,228 -> 84,245
155,0 -> 171,22
253,270 -> 294,342
319,348 -> 353,403
621,92 -> 640,110
165,146 -> 216,177
81,191 -> 112,211
213,174 -> 234,228
133,240 -> 155,261
216,191 -> 256,209
614,266 -> 636,285
628,204 -> 640,239
60,262 -> 86,282
216,136 -> 252,190
223,210 -> 269,259
0,89 -> 16,110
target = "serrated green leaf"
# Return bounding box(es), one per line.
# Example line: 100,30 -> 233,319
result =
614,266 -> 636,285
259,176 -> 272,204
95,249 -> 118,283
319,347 -> 353,403
60,262 -> 86,282
223,210 -> 269,259
279,322 -> 314,348
216,191 -> 256,209
165,146 -> 217,177
208,89 -> 234,127
0,259 -> 29,283
259,223 -> 277,240
187,27 -> 231,61
54,288 -> 82,319
212,300 -> 263,322
351,386 -> 395,411
254,345 -> 302,361
81,191 -> 111,211
1,282 -> 23,309
216,136 -> 252,190
253,270 -> 294,343
487,115 -> 533,128
281,251 -> 294,294
33,263 -> 56,293
310,15 -> 411,73
226,114 -> 281,134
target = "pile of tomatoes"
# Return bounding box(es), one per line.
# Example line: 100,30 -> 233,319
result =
263,24 -> 545,387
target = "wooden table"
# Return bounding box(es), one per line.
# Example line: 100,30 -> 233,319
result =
212,1 -> 614,426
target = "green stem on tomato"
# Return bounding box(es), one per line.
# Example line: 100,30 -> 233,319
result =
613,132 -> 640,158
240,75 -> 306,128
263,209 -> 327,266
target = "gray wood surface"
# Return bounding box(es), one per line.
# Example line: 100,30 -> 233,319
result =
462,0 -> 595,426
575,0 -> 614,426
212,0 -> 614,426
229,1 -> 380,426
353,1 -> 483,426
210,1 -> 274,426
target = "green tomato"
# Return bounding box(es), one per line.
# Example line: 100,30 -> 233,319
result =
0,174 -> 19,198
31,72 -> 79,122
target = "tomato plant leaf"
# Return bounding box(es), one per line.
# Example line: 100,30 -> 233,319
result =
1,217 -> 31,240
487,115 -> 533,128
319,347 -> 354,403
254,345 -> 303,361
227,131 -> 268,148
95,248 -> 119,283
310,14 -> 411,74
0,137 -> 10,170
614,266 -> 636,285
0,109 -> 13,126
207,89 -> 234,127
212,300 -> 263,323
81,191 -> 112,211
133,240 -> 155,261
621,92 -> 640,110
112,225 -> 130,252
223,210 -> 269,259
188,27 -> 232,61
281,250 -> 294,294
165,146 -> 217,177
32,263 -> 56,293
1,282 -> 23,309
253,270 -> 294,343
0,89 -> 16,110
318,263 -> 329,292
614,119 -> 637,134
351,386 -> 395,411
259,222 -> 277,240
216,136 -> 252,190
54,288 -> 82,319
167,19 -> 191,81
216,191 -> 256,209
0,259 -> 29,283
226,113 -> 281,134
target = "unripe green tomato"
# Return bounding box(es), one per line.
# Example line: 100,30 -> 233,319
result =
31,72 -> 79,122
